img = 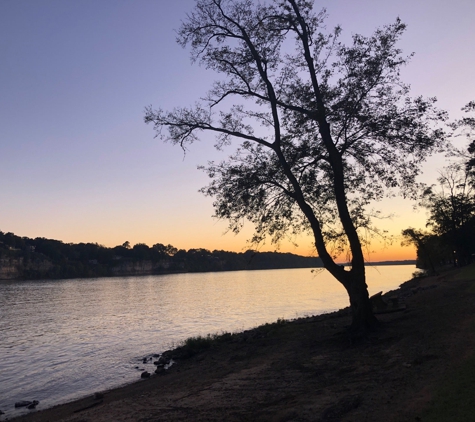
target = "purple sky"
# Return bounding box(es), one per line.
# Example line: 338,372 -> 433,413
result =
1,0 -> 474,259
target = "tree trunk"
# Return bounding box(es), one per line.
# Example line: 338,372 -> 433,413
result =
315,246 -> 378,334
275,4 -> 378,335
342,268 -> 379,335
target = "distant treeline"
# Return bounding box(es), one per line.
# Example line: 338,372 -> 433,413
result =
0,231 -> 323,280
364,260 -> 416,266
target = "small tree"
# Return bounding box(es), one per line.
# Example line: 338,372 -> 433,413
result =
401,228 -> 438,274
145,0 -> 446,333
421,165 -> 475,266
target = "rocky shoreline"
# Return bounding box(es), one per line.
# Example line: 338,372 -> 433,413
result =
5,266 -> 475,421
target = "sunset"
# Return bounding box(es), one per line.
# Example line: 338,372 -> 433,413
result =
1,0 -> 473,260
1,1 -> 475,420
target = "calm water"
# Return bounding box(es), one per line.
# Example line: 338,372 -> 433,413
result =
0,266 -> 415,417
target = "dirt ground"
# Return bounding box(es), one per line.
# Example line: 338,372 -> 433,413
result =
8,267 -> 475,422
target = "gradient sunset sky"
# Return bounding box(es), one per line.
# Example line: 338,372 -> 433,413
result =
1,0 -> 474,261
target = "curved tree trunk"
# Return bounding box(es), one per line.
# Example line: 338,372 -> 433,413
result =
318,248 -> 378,335
276,144 -> 377,334
344,269 -> 379,334
286,1 -> 377,334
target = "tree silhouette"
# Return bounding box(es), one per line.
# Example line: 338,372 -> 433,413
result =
421,165 -> 475,266
401,228 -> 438,274
145,0 -> 447,333
456,101 -> 475,175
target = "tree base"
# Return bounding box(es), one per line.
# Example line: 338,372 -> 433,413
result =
346,313 -> 380,342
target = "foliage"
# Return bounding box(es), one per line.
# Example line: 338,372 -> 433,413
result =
0,230 -> 322,280
180,332 -> 232,357
420,164 -> 475,266
457,101 -> 475,174
146,1 -> 445,258
145,0 -> 447,329
401,228 -> 452,272
422,165 -> 475,234
406,101 -> 475,269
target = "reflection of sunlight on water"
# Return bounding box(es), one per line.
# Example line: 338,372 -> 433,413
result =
0,265 -> 415,417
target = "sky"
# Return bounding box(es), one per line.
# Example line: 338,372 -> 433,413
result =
1,0 -> 474,262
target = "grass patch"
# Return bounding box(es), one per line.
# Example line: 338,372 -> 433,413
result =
452,262 -> 475,282
411,269 -> 428,279
421,352 -> 475,421
448,263 -> 475,292
177,317 -> 290,358
179,332 -> 233,357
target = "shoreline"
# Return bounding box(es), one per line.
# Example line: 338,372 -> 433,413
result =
1,265 -> 414,420
7,265 -> 475,421
3,303 -> 351,420
0,261 -> 417,283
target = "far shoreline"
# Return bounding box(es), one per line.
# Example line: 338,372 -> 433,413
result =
0,260 -> 417,283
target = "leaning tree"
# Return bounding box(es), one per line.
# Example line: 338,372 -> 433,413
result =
145,0 -> 447,333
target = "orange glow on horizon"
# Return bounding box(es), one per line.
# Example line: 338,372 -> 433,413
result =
16,210 -> 418,263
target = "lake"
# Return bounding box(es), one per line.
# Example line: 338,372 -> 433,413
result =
0,265 -> 415,418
